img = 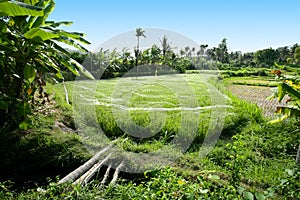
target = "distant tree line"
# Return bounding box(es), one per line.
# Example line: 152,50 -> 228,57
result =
68,33 -> 300,80
194,38 -> 300,69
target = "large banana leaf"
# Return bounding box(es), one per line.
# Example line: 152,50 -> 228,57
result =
60,59 -> 79,76
1,0 -> 94,129
39,53 -> 60,72
31,0 -> 55,28
277,106 -> 300,117
45,40 -> 70,55
284,82 -> 300,99
43,27 -> 90,44
278,82 -> 300,102
23,0 -> 40,6
54,30 -> 90,45
37,54 -> 63,79
25,0 -> 49,30
44,21 -> 73,28
269,114 -> 289,124
70,58 -> 95,80
277,83 -> 286,102
55,36 -> 89,52
24,27 -> 59,41
0,1 -> 43,17
270,106 -> 300,124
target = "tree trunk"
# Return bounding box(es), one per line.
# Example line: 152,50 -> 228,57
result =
136,37 -> 140,75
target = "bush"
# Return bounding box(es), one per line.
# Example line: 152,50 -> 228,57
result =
221,68 -> 270,78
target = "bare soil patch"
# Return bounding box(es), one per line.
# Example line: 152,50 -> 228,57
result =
228,85 -> 287,118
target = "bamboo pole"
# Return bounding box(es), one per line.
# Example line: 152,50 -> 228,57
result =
75,153 -> 112,185
58,142 -> 115,184
110,161 -> 124,184
101,163 -> 112,184
62,79 -> 69,105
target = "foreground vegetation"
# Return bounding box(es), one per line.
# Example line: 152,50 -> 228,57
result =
0,1 -> 299,199
1,74 -> 299,199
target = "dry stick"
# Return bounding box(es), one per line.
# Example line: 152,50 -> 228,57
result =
110,161 -> 124,184
58,142 -> 116,184
101,163 -> 112,184
76,153 -> 112,185
62,79 -> 69,105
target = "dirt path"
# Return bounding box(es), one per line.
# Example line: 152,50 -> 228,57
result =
227,85 -> 287,118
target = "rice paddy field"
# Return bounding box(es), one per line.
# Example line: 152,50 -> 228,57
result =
225,76 -> 279,87
62,73 -> 231,172
2,0 -> 300,198
2,73 -> 299,199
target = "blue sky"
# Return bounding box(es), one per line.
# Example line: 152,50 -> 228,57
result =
49,0 -> 300,53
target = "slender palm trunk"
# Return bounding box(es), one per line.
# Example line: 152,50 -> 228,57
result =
136,37 -> 140,74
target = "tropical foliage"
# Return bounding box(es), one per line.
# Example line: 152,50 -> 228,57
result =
67,37 -> 300,81
0,0 -> 93,131
266,47 -> 300,165
1,1 -> 299,199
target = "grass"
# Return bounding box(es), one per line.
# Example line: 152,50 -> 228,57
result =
66,74 -> 227,150
1,73 -> 299,199
0,85 -> 91,190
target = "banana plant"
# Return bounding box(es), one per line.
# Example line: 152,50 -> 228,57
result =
0,0 -> 94,130
270,65 -> 300,122
270,63 -> 300,164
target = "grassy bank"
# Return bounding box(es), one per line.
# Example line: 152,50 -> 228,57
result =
0,74 -> 299,199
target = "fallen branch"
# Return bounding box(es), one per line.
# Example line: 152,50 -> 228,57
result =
58,141 -> 116,184
110,161 -> 124,184
75,153 -> 112,185
62,79 -> 69,105
101,163 -> 112,184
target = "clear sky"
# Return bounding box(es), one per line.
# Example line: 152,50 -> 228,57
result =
49,0 -> 300,53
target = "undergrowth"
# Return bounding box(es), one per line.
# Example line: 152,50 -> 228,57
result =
0,74 -> 299,199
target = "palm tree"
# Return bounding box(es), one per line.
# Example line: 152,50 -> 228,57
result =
161,35 -> 171,59
135,28 -> 146,73
198,44 -> 208,57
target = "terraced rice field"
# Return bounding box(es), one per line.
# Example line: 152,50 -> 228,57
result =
228,85 -> 287,118
63,74 -> 230,172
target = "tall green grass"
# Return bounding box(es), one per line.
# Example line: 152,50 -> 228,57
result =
66,74 -> 230,152
1,73 -> 299,199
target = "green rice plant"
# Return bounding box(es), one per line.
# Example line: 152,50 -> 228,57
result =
68,74 -> 228,152
2,73 -> 299,198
